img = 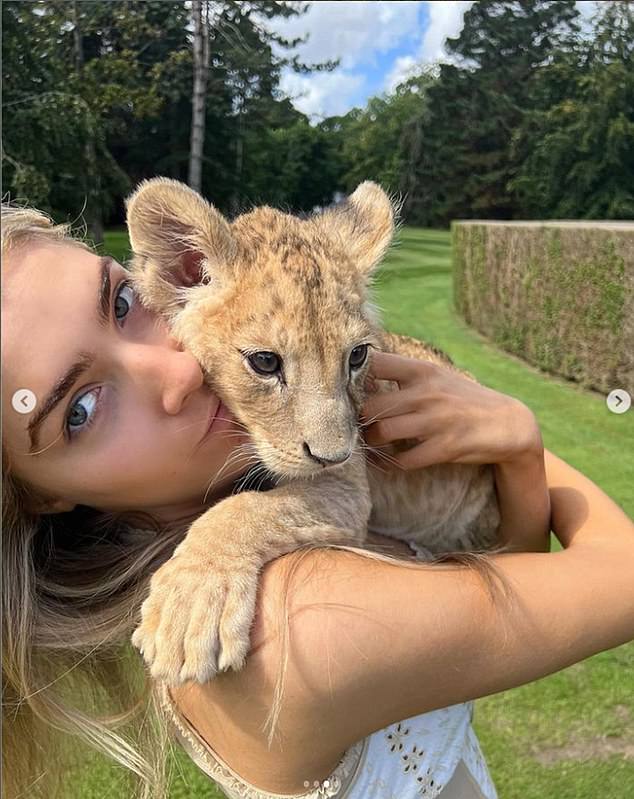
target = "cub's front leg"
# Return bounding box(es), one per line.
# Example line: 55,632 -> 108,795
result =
132,455 -> 370,685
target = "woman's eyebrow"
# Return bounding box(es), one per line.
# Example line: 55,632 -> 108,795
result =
26,256 -> 114,454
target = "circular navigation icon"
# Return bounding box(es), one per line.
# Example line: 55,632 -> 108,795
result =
11,389 -> 37,414
606,389 -> 631,415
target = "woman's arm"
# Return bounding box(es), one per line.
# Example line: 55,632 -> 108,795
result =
173,450 -> 633,790
228,450 -> 632,774
544,448 -> 630,552
494,447 -> 551,552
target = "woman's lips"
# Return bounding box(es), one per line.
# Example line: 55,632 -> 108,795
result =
200,399 -> 228,443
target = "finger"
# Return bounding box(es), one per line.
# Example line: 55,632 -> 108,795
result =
364,411 -> 430,446
368,350 -> 430,386
391,438 -> 453,471
361,392 -> 410,426
361,384 -> 434,424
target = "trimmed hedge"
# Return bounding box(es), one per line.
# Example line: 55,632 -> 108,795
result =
452,221 -> 634,395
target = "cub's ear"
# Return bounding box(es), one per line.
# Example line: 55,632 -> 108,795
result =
125,177 -> 235,318
318,182 -> 397,277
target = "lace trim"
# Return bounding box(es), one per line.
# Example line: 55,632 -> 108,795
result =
158,681 -> 366,799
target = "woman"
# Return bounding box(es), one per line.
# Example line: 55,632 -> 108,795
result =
2,203 -> 633,799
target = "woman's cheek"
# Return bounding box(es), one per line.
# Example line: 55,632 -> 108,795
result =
93,425 -> 154,481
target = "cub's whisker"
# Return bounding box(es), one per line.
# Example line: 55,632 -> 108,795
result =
358,442 -> 401,471
203,445 -> 258,501
356,444 -> 391,475
358,399 -> 403,430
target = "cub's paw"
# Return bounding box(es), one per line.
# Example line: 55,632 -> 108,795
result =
131,547 -> 259,685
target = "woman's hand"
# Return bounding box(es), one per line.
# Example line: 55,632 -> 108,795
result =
361,350 -> 551,551
361,350 -> 543,470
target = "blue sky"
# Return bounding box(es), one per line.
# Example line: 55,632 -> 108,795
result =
269,1 -> 599,120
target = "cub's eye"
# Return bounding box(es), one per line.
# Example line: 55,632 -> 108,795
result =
349,344 -> 368,370
247,351 -> 281,376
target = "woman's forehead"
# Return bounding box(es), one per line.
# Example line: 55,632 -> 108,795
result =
1,242 -> 102,455
2,240 -> 98,295
2,241 -> 101,344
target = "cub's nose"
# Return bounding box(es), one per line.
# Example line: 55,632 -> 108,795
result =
303,442 -> 351,467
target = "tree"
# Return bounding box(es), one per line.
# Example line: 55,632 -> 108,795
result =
2,1 -> 172,237
404,0 -> 581,225
188,0 -> 211,192
510,1 -> 634,218
2,1 -> 336,224
7,0 -> 628,229
206,1 -> 335,214
311,68 -> 438,222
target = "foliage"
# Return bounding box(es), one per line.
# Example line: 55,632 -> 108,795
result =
395,1 -> 633,225
2,1 -> 632,232
2,0 -> 178,238
401,0 -> 582,225
510,2 -> 634,219
330,72 -> 436,196
453,222 -> 630,393
1,0 -> 333,235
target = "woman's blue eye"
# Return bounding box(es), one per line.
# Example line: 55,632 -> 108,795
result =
65,280 -> 135,440
114,281 -> 135,321
67,388 -> 101,438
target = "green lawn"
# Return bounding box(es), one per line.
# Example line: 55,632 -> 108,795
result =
98,227 -> 633,798
376,227 -> 634,799
100,228 -> 131,264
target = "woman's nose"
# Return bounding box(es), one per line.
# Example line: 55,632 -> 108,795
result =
125,335 -> 204,416
160,336 -> 204,415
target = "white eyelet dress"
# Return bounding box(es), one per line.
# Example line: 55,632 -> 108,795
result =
157,541 -> 498,799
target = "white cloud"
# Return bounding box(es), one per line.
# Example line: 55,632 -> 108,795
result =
279,70 -> 365,118
380,1 -> 475,92
419,1 -> 475,63
265,1 -> 423,117
272,1 -> 423,69
576,1 -> 599,20
576,1 -> 600,37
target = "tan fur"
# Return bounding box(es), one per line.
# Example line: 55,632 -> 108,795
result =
126,178 -> 500,684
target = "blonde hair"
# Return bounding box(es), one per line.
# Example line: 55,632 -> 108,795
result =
1,205 -> 90,256
1,201 -> 507,798
1,203 -> 190,799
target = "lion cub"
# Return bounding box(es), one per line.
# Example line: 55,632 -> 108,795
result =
126,178 -> 500,685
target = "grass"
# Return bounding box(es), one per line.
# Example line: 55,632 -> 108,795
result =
376,227 -> 634,799
98,227 -> 633,798
99,230 -> 131,264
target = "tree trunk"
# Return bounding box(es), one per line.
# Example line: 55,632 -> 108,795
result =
169,105 -> 180,179
189,0 -> 210,193
72,0 -> 84,71
73,0 -> 103,244
231,102 -> 244,216
400,114 -> 424,223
